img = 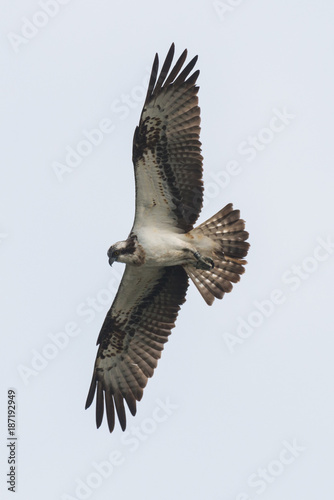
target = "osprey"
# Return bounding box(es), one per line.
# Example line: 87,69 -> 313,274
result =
86,44 -> 249,432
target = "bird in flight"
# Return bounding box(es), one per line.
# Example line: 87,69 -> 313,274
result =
86,43 -> 249,432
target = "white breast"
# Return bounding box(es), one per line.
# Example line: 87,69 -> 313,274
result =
136,226 -> 191,266
136,225 -> 214,267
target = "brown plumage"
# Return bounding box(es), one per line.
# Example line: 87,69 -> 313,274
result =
184,203 -> 249,305
85,44 -> 250,433
132,43 -> 203,232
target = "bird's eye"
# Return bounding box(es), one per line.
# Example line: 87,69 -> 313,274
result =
113,250 -> 119,257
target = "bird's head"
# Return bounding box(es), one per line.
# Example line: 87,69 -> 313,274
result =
107,238 -> 139,266
107,241 -> 128,266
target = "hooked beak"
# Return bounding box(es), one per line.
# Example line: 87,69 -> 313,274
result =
107,248 -> 115,266
108,256 -> 115,266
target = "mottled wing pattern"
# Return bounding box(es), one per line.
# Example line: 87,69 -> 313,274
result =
86,265 -> 188,432
132,43 -> 203,233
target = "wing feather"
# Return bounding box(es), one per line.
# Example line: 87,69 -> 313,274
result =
173,58 -> 198,86
164,49 -> 188,86
105,390 -> 115,433
153,44 -> 175,95
86,265 -> 188,431
132,44 -> 203,233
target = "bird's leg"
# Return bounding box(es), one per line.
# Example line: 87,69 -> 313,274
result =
193,251 -> 214,270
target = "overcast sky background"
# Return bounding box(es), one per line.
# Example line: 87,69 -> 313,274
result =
1,1 -> 334,499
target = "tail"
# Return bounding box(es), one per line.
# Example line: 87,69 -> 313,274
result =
184,203 -> 250,305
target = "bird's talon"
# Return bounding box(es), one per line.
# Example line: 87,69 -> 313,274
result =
194,252 -> 214,270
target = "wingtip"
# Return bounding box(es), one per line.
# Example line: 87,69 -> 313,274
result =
167,42 -> 175,58
96,381 -> 104,428
85,374 -> 97,409
106,393 -> 115,433
180,47 -> 188,59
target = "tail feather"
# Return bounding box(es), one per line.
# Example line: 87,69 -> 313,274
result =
184,203 -> 249,305
186,267 -> 233,305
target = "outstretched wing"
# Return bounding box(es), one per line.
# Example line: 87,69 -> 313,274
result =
132,43 -> 203,233
86,265 -> 188,432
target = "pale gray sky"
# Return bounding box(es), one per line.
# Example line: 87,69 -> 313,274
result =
1,1 -> 334,499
